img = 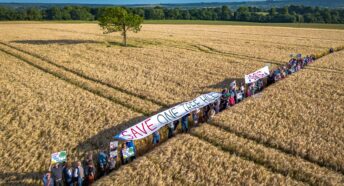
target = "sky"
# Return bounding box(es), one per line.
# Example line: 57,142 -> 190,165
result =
0,0 -> 260,5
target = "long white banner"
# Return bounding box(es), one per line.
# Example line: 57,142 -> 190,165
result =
114,92 -> 221,141
245,66 -> 270,84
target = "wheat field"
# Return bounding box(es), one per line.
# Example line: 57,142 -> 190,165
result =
0,22 -> 343,185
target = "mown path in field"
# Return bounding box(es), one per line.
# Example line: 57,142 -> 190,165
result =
0,42 -> 343,185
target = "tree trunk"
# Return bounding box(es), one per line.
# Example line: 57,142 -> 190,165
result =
123,31 -> 127,46
122,25 -> 127,47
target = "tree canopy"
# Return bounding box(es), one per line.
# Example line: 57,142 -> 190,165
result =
99,7 -> 143,46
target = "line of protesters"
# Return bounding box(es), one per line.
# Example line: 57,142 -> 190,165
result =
43,53 -> 318,186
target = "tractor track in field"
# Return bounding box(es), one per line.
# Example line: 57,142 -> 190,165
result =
0,41 -> 168,108
207,121 -> 344,176
0,43 -> 161,116
189,125 -> 344,186
189,132 -> 311,185
191,44 -> 286,66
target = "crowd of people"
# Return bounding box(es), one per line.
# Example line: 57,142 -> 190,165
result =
43,52 -> 322,186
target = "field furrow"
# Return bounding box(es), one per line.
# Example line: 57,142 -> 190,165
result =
190,125 -> 344,185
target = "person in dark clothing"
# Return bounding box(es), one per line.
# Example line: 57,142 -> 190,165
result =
173,120 -> 180,131
167,122 -> 174,138
267,72 -> 275,86
120,143 -> 129,165
152,131 -> 160,145
330,48 -> 334,53
107,156 -> 116,173
97,151 -> 107,177
63,162 -> 73,186
50,163 -> 63,186
73,161 -> 84,186
181,114 -> 190,133
85,160 -> 95,185
220,88 -> 229,111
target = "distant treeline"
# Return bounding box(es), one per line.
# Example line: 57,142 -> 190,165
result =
0,5 -> 344,24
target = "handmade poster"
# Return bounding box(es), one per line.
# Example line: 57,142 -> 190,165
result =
115,92 -> 221,141
245,66 -> 270,84
122,147 -> 135,159
51,151 -> 67,164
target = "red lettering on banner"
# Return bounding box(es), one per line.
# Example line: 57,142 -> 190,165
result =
121,130 -> 133,140
145,118 -> 157,131
131,128 -> 142,138
136,122 -> 148,135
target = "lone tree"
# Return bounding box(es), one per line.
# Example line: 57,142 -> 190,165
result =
99,7 -> 143,46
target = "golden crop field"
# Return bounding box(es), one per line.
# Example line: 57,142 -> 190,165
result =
1,24 -> 344,106
0,22 -> 343,185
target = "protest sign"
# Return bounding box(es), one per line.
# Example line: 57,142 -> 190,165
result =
51,151 -> 67,164
122,147 -> 135,159
114,92 -> 221,141
109,141 -> 118,159
245,66 -> 270,84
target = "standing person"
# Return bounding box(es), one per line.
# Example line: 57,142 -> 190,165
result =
220,88 -> 229,111
181,114 -> 190,133
214,99 -> 220,114
240,83 -> 245,99
167,122 -> 174,138
73,161 -> 84,186
83,152 -> 92,182
173,120 -> 180,132
97,151 -> 107,177
43,172 -> 54,186
202,106 -> 210,123
50,163 -> 63,186
229,90 -> 236,106
107,156 -> 116,173
63,162 -> 73,186
85,160 -> 95,185
192,109 -> 200,126
207,104 -> 216,122
267,72 -> 275,86
126,141 -> 136,161
152,131 -> 160,145
246,83 -> 252,97
257,79 -> 264,92
120,143 -> 130,165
